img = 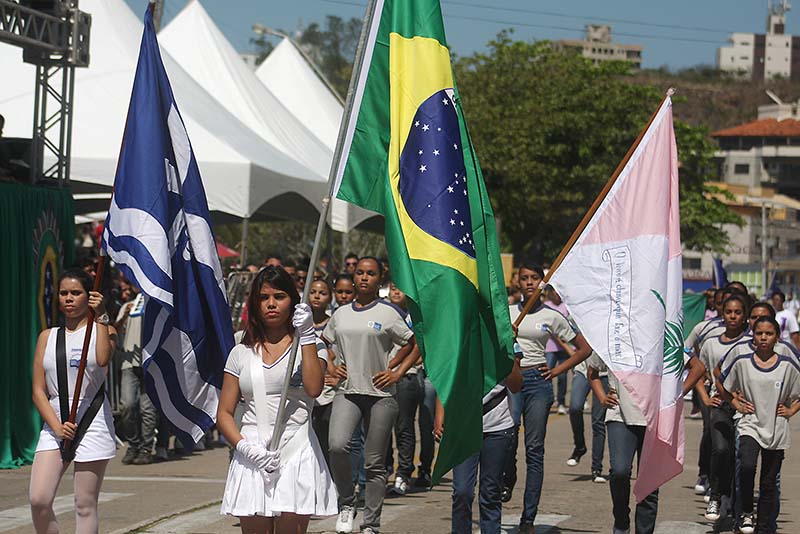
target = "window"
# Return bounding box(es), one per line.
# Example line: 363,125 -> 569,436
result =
734,164 -> 750,174
682,258 -> 702,270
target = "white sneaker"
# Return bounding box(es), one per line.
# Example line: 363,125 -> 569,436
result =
393,475 -> 408,495
336,505 -> 356,533
612,528 -> 630,534
592,471 -> 608,483
557,404 -> 568,415
693,476 -> 708,494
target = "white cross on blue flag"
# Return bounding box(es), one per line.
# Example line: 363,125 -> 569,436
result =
102,6 -> 234,446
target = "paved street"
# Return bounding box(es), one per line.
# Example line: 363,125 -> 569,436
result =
2,401 -> 797,533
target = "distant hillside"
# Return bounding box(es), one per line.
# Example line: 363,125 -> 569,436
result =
630,68 -> 800,132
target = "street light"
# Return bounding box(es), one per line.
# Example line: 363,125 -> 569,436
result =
252,23 -> 345,105
743,195 -> 791,297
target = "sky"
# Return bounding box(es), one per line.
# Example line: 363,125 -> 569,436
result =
127,0 -> 799,70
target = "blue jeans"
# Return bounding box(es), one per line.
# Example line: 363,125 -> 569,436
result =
502,392 -> 522,492
120,367 -> 157,454
395,373 -> 422,478
452,427 -> 514,534
545,351 -> 568,406
568,372 -> 608,472
607,422 -> 658,534
350,422 -> 367,491
418,372 -> 436,476
519,367 -> 553,523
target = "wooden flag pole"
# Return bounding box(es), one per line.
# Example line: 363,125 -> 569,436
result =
512,88 -> 675,328
268,0 -> 379,451
62,253 -> 106,455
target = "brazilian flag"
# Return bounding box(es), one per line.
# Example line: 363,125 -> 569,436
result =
333,0 -> 515,479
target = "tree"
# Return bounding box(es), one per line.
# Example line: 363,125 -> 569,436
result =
453,32 -> 741,261
251,16 -> 361,98
295,16 -> 361,98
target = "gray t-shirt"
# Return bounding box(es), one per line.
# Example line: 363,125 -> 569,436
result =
722,353 -> 800,450
115,297 -> 144,369
685,318 -> 724,354
719,338 -> 799,371
510,303 -> 576,368
587,353 -> 646,426
322,300 -> 414,397
699,333 -> 749,397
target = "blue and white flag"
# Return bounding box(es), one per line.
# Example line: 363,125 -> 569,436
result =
712,257 -> 728,288
102,7 -> 234,445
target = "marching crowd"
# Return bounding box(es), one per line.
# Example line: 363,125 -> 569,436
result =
27,251 -> 800,534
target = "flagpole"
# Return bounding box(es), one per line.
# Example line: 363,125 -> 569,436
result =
513,88 -> 676,328
61,254 -> 106,457
61,4 -> 153,457
269,0 -> 380,450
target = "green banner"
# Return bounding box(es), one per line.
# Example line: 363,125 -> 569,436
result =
0,182 -> 74,468
682,292 -> 708,342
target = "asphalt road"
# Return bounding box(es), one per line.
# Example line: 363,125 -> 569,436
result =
1,400 -> 797,533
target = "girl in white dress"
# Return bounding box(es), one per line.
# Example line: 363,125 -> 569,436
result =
30,268 -> 115,534
217,266 -> 337,534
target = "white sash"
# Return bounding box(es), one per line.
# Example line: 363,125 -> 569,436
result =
246,347 -> 310,467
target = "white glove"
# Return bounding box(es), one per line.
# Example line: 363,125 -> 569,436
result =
236,439 -> 271,471
292,303 -> 316,346
261,441 -> 281,473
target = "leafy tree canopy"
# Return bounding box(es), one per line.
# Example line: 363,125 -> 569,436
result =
453,32 -> 741,261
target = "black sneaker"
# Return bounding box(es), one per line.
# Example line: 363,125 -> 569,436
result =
518,520 -> 535,533
738,513 -> 754,534
414,472 -> 432,488
705,499 -> 720,521
121,447 -> 138,465
501,486 -> 513,503
132,451 -> 154,465
592,470 -> 608,483
566,447 -> 587,467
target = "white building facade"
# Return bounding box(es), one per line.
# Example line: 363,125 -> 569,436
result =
717,3 -> 798,80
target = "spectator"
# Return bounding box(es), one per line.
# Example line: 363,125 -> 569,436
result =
771,291 -> 800,350
115,284 -> 157,465
344,253 -> 359,274
264,253 -> 284,268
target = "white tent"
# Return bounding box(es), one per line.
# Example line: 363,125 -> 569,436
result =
256,38 -> 344,154
0,0 -> 333,230
254,37 -> 381,232
159,0 -> 378,232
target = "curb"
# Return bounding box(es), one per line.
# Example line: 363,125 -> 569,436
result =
107,498 -> 222,534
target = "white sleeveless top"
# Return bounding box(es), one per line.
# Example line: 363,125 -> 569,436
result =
35,325 -> 116,462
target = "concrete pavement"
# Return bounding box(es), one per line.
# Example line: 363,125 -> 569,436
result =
1,402 -> 797,533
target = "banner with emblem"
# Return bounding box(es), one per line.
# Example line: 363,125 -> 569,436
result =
0,181 -> 74,468
332,0 -> 515,479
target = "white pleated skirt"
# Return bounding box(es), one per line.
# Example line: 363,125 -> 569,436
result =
221,426 -> 338,518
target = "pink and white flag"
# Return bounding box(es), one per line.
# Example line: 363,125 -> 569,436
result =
549,96 -> 684,502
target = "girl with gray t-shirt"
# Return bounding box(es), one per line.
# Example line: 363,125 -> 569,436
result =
721,317 -> 800,534
322,257 -> 420,534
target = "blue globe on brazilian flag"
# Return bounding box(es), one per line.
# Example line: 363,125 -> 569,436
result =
333,0 -> 515,479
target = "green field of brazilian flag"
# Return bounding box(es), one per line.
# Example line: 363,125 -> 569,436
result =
333,0 -> 515,479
